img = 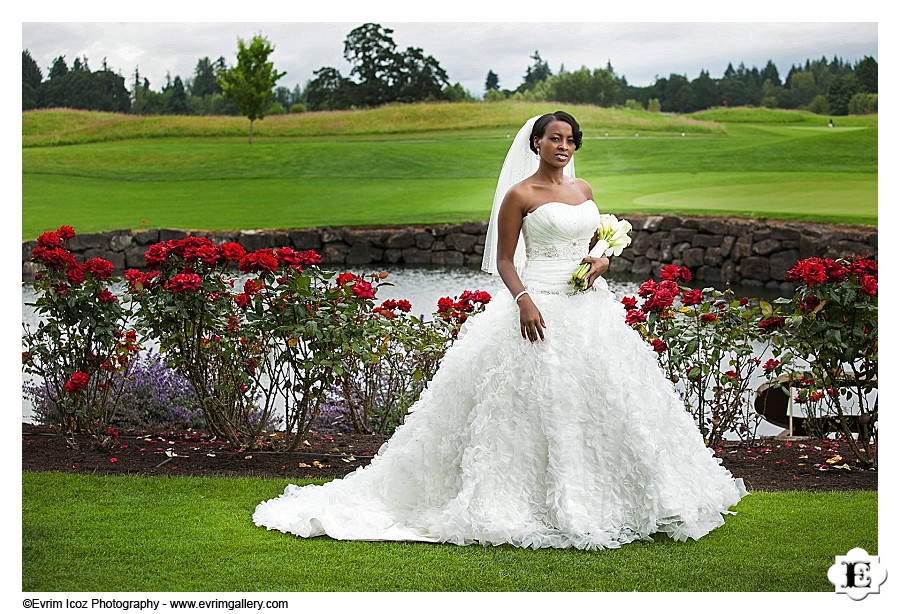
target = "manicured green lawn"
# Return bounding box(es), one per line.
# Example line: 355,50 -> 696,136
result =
21,104 -> 877,240
22,472 -> 876,592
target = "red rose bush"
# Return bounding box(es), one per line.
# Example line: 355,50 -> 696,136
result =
768,256 -> 878,466
23,226 -> 140,445
622,264 -> 770,447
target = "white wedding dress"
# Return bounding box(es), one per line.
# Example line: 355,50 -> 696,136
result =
253,200 -> 748,550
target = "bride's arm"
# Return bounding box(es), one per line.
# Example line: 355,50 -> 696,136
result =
579,180 -> 610,289
496,190 -> 546,343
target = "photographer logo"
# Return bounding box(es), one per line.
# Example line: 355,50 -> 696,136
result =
827,547 -> 887,600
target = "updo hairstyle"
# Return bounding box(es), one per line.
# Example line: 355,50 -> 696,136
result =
529,111 -> 583,154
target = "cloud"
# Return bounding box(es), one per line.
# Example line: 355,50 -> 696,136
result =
21,22 -> 877,96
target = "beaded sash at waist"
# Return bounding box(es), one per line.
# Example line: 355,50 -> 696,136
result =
524,241 -> 587,261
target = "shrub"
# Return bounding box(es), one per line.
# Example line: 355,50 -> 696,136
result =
848,93 -> 877,115
124,236 -> 271,447
768,256 -> 878,466
22,226 -> 140,446
29,351 -> 203,431
331,290 -> 491,435
623,265 -> 769,447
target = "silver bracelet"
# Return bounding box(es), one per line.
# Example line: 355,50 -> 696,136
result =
514,290 -> 529,303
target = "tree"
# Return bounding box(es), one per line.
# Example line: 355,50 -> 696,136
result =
518,51 -> 552,92
23,50 -> 42,110
217,34 -> 286,143
485,70 -> 499,93
393,46 -> 449,102
343,23 -> 400,107
303,66 -> 355,111
164,75 -> 190,114
855,56 -> 877,94
48,55 -> 68,79
191,57 -> 222,98
760,60 -> 782,87
826,74 -> 860,116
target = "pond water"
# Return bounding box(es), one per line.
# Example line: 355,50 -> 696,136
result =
21,265 -> 788,437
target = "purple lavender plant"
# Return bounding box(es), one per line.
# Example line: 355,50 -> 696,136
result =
26,352 -> 203,431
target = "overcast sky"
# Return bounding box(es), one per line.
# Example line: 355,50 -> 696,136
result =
21,21 -> 877,97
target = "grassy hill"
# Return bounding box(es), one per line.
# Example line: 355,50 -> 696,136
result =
21,102 -> 877,240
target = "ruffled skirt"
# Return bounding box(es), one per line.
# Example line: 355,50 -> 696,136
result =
252,278 -> 748,550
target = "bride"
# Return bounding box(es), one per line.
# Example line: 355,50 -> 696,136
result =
253,111 -> 748,550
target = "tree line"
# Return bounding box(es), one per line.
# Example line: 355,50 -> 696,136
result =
22,23 -> 878,118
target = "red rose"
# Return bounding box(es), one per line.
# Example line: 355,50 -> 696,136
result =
763,359 -> 780,373
739,297 -> 749,306
36,230 -> 62,249
786,258 -> 827,286
823,259 -> 849,282
651,338 -> 667,353
638,279 -> 658,298
243,279 -> 263,296
351,280 -> 375,299
64,371 -> 90,394
66,264 -> 86,286
239,250 -> 279,275
234,293 -> 252,308
396,299 -> 412,313
621,296 -> 638,311
296,250 -> 323,266
625,310 -> 647,325
758,316 -> 786,332
182,239 -> 220,266
56,225 -> 76,240
701,313 -> 718,323
337,272 -> 356,286
798,296 -> 820,311
83,258 -> 114,280
275,247 -> 302,266
659,265 -> 692,282
168,272 -> 203,293
859,274 -> 877,296
850,257 -> 877,279
641,289 -> 675,313
144,243 -> 170,267
437,297 -> 454,312
724,369 -> 737,380
219,242 -> 247,263
32,246 -> 77,270
96,289 -> 118,303
680,289 -> 704,306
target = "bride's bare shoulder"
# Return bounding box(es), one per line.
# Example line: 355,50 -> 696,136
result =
573,177 -> 595,200
500,181 -> 533,211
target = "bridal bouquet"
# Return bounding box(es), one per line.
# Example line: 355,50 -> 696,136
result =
569,214 -> 633,291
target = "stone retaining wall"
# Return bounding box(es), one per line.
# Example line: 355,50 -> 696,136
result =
23,215 -> 877,290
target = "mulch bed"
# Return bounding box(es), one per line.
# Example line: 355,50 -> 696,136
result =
21,423 -> 877,492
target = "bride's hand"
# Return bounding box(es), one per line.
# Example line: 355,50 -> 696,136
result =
581,256 -> 610,289
517,296 -> 546,343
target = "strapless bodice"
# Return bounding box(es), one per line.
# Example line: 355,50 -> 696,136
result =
521,200 -> 605,293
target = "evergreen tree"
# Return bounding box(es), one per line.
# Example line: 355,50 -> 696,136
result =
22,50 -> 42,110
191,57 -> 222,98
855,56 -> 877,93
48,56 -> 68,79
164,75 -> 190,114
760,60 -> 782,87
485,70 -> 499,92
518,51 -> 552,92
